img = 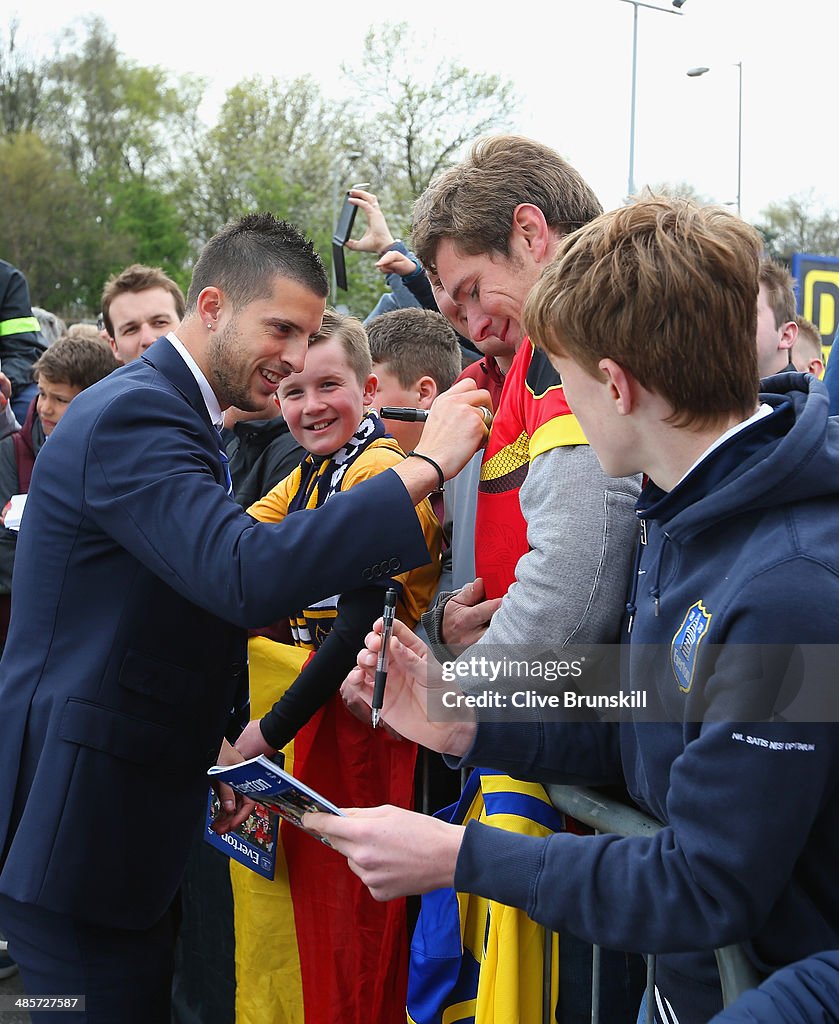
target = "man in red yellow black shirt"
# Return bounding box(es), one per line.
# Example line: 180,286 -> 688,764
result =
416,135 -> 641,654
405,136 -> 644,1022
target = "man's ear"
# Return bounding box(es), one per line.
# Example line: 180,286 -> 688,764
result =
599,359 -> 635,416
779,319 -> 798,352
362,373 -> 378,408
511,204 -> 551,263
416,375 -> 438,409
196,286 -> 223,326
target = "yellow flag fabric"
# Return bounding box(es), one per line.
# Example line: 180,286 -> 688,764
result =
407,770 -> 561,1024
230,637 -> 309,1024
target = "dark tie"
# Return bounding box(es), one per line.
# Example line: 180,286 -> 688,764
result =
216,429 -> 234,496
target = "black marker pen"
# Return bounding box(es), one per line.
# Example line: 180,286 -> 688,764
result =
371,588 -> 398,729
380,406 -> 429,422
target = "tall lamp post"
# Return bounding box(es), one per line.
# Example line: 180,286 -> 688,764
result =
686,62 -> 744,216
619,0 -> 684,200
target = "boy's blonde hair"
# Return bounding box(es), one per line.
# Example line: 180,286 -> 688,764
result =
524,196 -> 762,430
310,309 -> 372,385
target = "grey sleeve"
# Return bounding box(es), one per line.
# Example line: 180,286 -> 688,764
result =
419,589 -> 458,660
0,404 -> 19,441
476,444 -> 640,650
418,452 -> 484,659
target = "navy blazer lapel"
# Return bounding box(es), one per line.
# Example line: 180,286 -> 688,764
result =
141,335 -> 233,491
141,335 -> 215,432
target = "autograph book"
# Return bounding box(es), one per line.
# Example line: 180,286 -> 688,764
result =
203,791 -> 279,879
205,754 -> 345,870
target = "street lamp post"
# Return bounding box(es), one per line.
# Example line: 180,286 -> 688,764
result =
686,62 -> 744,216
619,0 -> 683,200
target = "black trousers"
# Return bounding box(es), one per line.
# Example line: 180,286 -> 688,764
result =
0,893 -> 177,1024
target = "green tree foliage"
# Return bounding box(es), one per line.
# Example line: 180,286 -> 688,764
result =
0,132 -> 131,316
755,191 -> 839,263
0,16 -> 518,319
108,178 -> 191,294
344,24 -> 518,201
175,74 -> 354,252
336,23 -> 518,315
42,16 -> 201,181
0,19 -> 47,134
0,17 -> 201,316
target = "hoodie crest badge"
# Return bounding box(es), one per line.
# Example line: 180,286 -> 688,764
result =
671,600 -> 712,693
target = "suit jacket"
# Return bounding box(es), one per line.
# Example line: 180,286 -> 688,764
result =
0,337 -> 430,928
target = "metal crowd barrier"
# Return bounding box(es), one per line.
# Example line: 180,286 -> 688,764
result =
545,784 -> 763,1024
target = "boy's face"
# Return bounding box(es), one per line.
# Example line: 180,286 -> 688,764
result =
278,336 -> 376,457
545,351 -> 638,480
755,284 -> 795,378
373,361 -> 425,454
37,377 -> 83,436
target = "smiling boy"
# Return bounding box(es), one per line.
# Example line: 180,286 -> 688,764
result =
238,307 -> 441,753
0,335 -> 119,648
235,309 -> 441,1023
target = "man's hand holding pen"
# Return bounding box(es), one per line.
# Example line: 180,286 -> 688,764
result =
381,405 -> 493,431
390,379 -> 493,504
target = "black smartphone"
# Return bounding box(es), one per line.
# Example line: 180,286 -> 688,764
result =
332,183 -> 370,290
333,193 -> 359,247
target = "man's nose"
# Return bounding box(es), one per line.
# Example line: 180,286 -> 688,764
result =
139,323 -> 158,349
467,308 -> 495,344
281,335 -> 308,375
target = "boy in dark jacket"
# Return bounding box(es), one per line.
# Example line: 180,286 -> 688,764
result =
0,335 -> 119,646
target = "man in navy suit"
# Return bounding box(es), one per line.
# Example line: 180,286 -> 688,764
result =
0,213 -> 490,1022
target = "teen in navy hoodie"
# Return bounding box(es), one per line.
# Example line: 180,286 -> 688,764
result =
306,198 -> 839,1024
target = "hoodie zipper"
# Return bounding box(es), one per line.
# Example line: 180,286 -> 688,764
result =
626,517 -> 648,635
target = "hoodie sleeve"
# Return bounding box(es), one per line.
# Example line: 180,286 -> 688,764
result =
708,951 -> 839,1023
454,561 -> 839,956
456,717 -> 838,954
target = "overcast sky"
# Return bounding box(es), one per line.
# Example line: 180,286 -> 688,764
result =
10,0 -> 839,223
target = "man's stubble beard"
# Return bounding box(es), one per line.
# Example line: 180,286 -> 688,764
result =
206,319 -> 262,413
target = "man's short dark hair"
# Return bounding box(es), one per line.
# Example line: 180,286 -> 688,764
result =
366,308 -> 462,394
186,213 -> 328,312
